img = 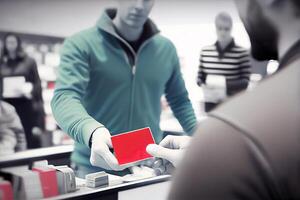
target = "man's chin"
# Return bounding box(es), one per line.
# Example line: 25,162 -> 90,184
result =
125,20 -> 146,29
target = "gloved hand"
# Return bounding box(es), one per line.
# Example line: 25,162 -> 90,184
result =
90,127 -> 130,171
146,135 -> 191,167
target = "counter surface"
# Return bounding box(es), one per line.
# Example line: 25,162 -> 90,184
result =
48,175 -> 171,200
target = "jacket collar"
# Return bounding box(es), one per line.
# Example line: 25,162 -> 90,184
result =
96,9 -> 160,45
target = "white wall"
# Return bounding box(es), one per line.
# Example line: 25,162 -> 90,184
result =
0,0 -> 248,39
0,0 -> 116,37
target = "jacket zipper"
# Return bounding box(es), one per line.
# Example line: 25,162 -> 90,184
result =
127,39 -> 154,129
119,36 -> 156,129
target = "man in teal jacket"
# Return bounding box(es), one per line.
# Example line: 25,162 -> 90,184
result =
51,0 -> 197,177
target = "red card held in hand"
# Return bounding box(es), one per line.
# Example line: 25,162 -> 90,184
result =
111,127 -> 156,165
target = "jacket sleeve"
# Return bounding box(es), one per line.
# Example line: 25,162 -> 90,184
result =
51,37 -> 103,147
165,45 -> 197,135
169,117 -> 277,200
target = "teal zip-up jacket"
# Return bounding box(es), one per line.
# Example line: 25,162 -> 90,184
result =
51,10 -> 197,169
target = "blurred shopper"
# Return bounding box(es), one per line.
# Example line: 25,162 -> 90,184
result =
0,100 -> 27,156
0,54 -> 27,154
197,12 -> 251,112
148,0 -> 300,199
51,0 -> 197,178
1,33 -> 45,149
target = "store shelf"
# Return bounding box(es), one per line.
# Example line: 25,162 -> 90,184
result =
0,145 -> 73,168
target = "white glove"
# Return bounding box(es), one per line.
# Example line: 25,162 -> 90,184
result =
90,127 -> 130,171
146,135 -> 191,167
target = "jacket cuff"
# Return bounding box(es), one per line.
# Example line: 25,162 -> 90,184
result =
82,120 -> 104,147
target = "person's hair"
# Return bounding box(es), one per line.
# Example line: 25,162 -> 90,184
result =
2,32 -> 25,60
215,12 -> 233,27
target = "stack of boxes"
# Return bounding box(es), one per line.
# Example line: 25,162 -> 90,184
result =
0,163 -> 76,200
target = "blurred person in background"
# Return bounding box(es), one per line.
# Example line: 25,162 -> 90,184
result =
1,33 -> 45,149
0,39 -> 27,155
51,0 -> 197,178
148,0 -> 300,199
197,12 -> 251,112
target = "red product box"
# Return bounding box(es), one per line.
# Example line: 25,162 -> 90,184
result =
0,181 -> 13,200
111,127 -> 156,165
32,167 -> 59,198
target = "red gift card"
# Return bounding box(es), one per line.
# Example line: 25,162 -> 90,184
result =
111,127 -> 155,165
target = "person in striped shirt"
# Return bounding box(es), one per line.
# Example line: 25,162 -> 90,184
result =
197,12 -> 251,112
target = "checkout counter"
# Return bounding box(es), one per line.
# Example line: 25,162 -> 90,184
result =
49,173 -> 171,200
0,145 -> 172,200
0,119 -> 188,200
